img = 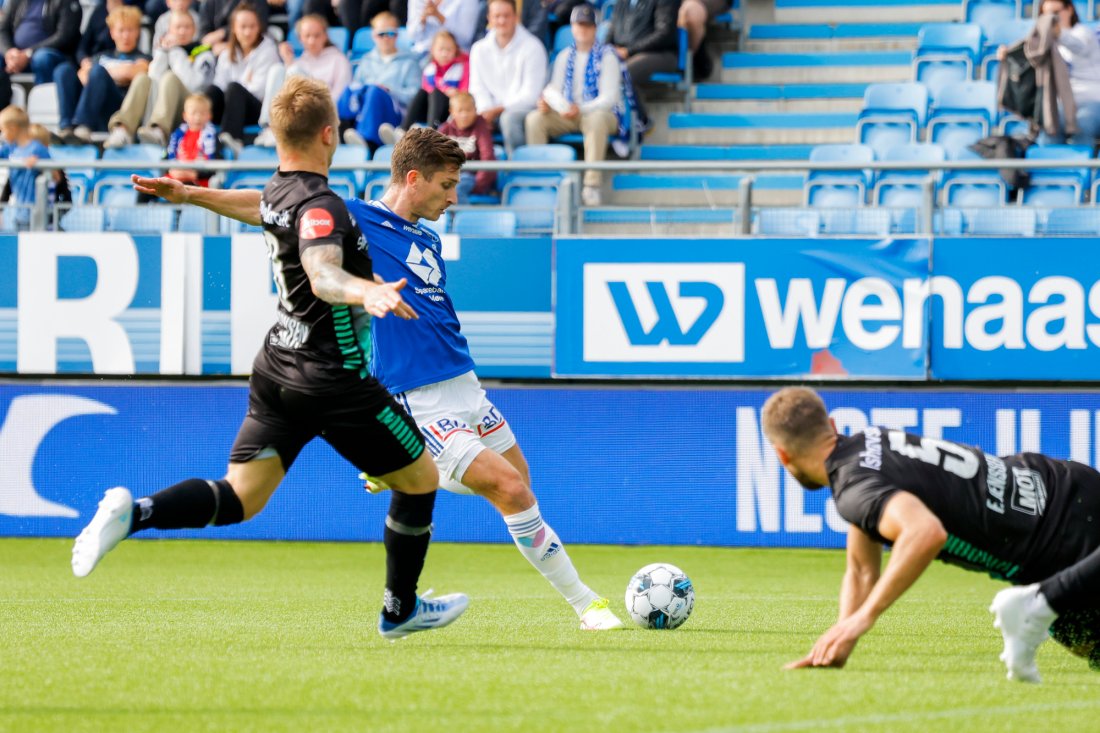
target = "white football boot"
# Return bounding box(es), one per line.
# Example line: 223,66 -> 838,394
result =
579,598 -> 625,630
378,590 -> 469,640
71,487 -> 133,578
990,583 -> 1058,683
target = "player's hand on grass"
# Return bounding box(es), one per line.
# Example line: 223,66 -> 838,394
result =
132,174 -> 188,203
784,613 -> 872,670
364,278 -> 418,320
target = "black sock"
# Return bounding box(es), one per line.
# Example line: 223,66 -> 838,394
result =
381,490 -> 436,623
130,479 -> 244,534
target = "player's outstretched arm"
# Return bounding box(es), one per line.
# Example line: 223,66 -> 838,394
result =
838,526 -> 882,622
786,491 -> 945,670
302,244 -> 418,320
130,175 -> 263,226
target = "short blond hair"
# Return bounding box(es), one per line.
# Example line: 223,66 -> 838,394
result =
28,123 -> 49,146
107,5 -> 143,29
371,10 -> 398,29
269,75 -> 335,150
0,105 -> 29,128
761,387 -> 832,455
449,91 -> 474,110
184,92 -> 212,113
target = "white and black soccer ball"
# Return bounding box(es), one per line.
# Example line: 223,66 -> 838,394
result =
624,563 -> 694,630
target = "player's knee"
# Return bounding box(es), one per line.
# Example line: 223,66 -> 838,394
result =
385,451 -> 439,495
387,489 -> 436,534
488,467 -> 534,509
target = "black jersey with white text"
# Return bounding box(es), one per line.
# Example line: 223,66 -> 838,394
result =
826,428 -> 1098,583
250,170 -> 376,395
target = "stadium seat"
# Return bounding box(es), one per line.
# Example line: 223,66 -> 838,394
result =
94,144 -> 164,201
856,83 -> 929,159
501,144 -> 575,196
50,144 -> 98,203
916,22 -> 983,68
332,144 -> 369,196
110,205 -> 175,234
648,27 -> 693,111
914,58 -> 972,99
59,205 -> 107,232
505,187 -> 557,233
363,144 -> 392,200
1044,208 -> 1100,235
224,145 -> 278,188
980,18 -> 1031,79
99,186 -> 137,206
756,208 -> 820,236
27,83 -> 59,129
177,207 -> 210,233
349,27 -> 375,61
452,210 -> 518,237
805,144 -> 874,207
943,179 -> 1006,206
873,143 -> 945,205
966,0 -> 1018,38
421,213 -> 449,235
552,25 -> 574,58
928,81 -> 997,157
1024,144 -> 1091,199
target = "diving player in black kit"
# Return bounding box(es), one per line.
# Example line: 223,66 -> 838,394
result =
762,386 -> 1100,683
74,76 -> 468,640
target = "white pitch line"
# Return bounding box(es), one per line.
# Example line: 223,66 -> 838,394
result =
699,700 -> 1100,733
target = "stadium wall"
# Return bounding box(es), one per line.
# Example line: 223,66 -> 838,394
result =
3,383 -> 1100,545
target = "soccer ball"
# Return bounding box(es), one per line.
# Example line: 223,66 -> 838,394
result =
624,563 -> 694,629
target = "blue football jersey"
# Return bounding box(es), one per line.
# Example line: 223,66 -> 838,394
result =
345,198 -> 475,394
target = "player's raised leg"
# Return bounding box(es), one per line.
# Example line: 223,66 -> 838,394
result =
458,443 -> 623,630
71,456 -> 279,578
990,583 -> 1057,683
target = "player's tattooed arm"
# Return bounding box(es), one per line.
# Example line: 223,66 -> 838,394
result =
302,244 -> 418,319
130,175 -> 263,225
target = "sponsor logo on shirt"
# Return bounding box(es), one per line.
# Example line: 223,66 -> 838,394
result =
260,200 -> 290,228
985,455 -> 1008,514
406,243 -> 442,286
859,426 -> 882,470
299,208 -> 335,239
1010,467 -> 1047,516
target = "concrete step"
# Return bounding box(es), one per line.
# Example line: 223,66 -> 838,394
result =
720,51 -> 914,84
692,82 -> 867,112
580,208 -> 743,236
660,111 -> 857,145
744,22 -> 921,52
773,0 -> 961,24
691,98 -> 864,113
744,38 -> 918,52
608,173 -> 804,206
640,144 -> 815,161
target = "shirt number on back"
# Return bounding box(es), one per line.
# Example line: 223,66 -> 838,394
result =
887,431 -> 979,479
263,230 -> 294,312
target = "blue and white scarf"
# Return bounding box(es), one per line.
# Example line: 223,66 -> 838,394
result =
561,41 -> 642,140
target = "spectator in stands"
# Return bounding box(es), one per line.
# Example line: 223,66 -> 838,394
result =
437,90 -> 495,201
525,3 -> 620,206
251,14 -> 352,145
156,93 -> 222,192
0,105 -> 51,229
406,0 -> 478,54
468,0 -> 547,152
678,0 -> 723,79
105,10 -> 216,148
1039,0 -> 1100,145
338,11 -> 422,148
78,0 -> 126,66
605,0 -> 677,123
54,6 -> 150,142
387,29 -> 468,140
203,1 -> 280,153
0,0 -> 82,110
300,0 -> 406,39
153,0 -> 202,48
520,0 -> 585,50
200,0 -> 269,56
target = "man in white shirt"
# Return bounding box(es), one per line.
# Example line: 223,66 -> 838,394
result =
406,0 -> 479,54
468,0 -> 547,153
525,3 -> 620,206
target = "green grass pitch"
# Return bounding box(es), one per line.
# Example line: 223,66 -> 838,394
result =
2,538 -> 1098,732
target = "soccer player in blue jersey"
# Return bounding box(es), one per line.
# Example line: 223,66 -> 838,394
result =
135,126 -> 623,631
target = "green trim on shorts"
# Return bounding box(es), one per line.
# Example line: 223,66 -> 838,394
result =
376,406 -> 425,460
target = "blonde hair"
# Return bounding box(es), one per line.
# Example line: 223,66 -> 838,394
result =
295,13 -> 331,46
184,92 -> 212,113
371,11 -> 398,29
449,91 -> 474,110
28,123 -> 49,146
0,105 -> 29,128
107,5 -> 143,29
169,10 -> 196,31
269,76 -> 335,150
761,387 -> 832,455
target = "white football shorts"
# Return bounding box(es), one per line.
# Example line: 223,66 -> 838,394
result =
394,370 -> 517,494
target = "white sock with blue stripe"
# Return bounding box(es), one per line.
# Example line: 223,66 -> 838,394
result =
504,502 -> 598,615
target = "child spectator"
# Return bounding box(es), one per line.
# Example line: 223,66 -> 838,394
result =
384,29 -> 468,142
55,5 -> 150,142
436,91 -> 495,202
338,11 -> 422,149
166,93 -> 221,188
0,106 -> 51,229
152,0 -> 202,49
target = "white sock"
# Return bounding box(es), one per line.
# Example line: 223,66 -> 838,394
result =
504,503 -> 598,615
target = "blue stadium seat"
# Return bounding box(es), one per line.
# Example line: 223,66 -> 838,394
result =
928,81 -> 997,157
50,144 -> 98,203
873,143 -> 946,205
59,206 -> 107,232
943,179 -> 1006,205
94,144 -> 164,201
110,205 -> 175,234
331,144 -> 369,196
502,144 -> 575,196
966,0 -> 1018,38
805,143 -> 874,206
1024,144 -> 1091,204
224,146 -> 278,188
757,208 -> 820,236
364,144 -> 393,200
980,18 -> 1030,78
917,22 -> 983,67
350,27 -> 375,61
99,186 -> 137,206
421,213 -> 449,235
914,58 -> 972,99
505,187 -> 557,233
177,207 -> 209,233
648,27 -> 692,111
1044,208 -> 1100,235
856,83 -> 928,159
453,210 -> 518,237
552,25 -> 574,57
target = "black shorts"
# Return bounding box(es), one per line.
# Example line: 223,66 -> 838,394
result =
229,371 -> 425,476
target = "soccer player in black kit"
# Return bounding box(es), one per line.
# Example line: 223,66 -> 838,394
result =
73,76 -> 468,640
762,386 -> 1100,683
